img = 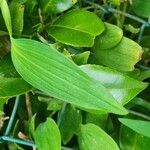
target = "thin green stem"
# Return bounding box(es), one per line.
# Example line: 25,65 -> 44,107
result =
138,24 -> 146,43
4,96 -> 20,136
57,102 -> 67,127
128,110 -> 150,121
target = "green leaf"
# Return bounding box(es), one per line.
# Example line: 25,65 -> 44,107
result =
11,38 -> 127,115
119,123 -> 150,150
47,10 -> 105,47
9,1 -> 24,36
94,22 -> 123,50
0,54 -> 18,77
0,30 -> 8,36
80,65 -> 148,105
78,123 -> 119,150
0,77 -> 32,98
119,118 -> 150,138
0,0 -> 12,36
40,0 -> 78,14
59,104 -> 82,144
141,35 -> 150,49
131,0 -> 150,18
137,70 -> 150,81
0,97 -> 8,115
72,51 -> 90,65
93,37 -> 143,71
34,118 -> 61,150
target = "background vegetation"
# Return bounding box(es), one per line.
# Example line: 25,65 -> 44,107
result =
0,0 -> 150,150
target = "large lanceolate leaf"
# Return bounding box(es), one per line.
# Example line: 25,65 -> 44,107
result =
119,118 -> 150,138
0,77 -> 32,98
78,123 -> 119,150
11,38 -> 127,115
93,37 -> 143,71
94,22 -> 123,50
80,65 -> 148,105
131,0 -> 150,18
47,10 -> 105,47
34,118 -> 61,150
40,0 -> 78,14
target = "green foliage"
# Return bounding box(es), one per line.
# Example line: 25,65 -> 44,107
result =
119,118 -> 150,138
34,118 -> 61,150
0,0 -> 149,150
11,38 -> 127,115
131,0 -> 150,18
47,10 -> 105,47
78,123 -> 119,150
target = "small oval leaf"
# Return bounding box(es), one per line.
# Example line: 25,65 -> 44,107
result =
78,123 -> 119,150
34,118 -> 61,150
47,10 -> 105,47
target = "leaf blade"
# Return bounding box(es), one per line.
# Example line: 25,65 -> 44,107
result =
11,38 -> 127,115
34,118 -> 61,150
119,118 -> 150,138
78,123 -> 119,150
48,10 -> 105,47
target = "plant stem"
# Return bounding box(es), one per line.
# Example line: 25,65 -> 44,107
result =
4,96 -> 20,136
128,110 -> 150,121
57,102 -> 67,127
138,23 -> 146,43
25,93 -> 33,119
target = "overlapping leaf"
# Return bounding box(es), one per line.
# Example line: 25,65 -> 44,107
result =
48,10 -> 105,47
93,37 -> 143,71
11,38 -> 127,115
119,123 -> 150,150
94,22 -> 123,50
119,118 -> 150,138
80,65 -> 148,105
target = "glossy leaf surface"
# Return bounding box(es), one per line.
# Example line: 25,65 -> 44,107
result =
94,22 -> 123,50
80,65 -> 148,105
48,10 -> 105,47
40,0 -> 78,14
119,118 -> 150,138
93,37 -> 143,71
11,38 -> 127,115
34,118 -> 61,150
78,123 -> 119,150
